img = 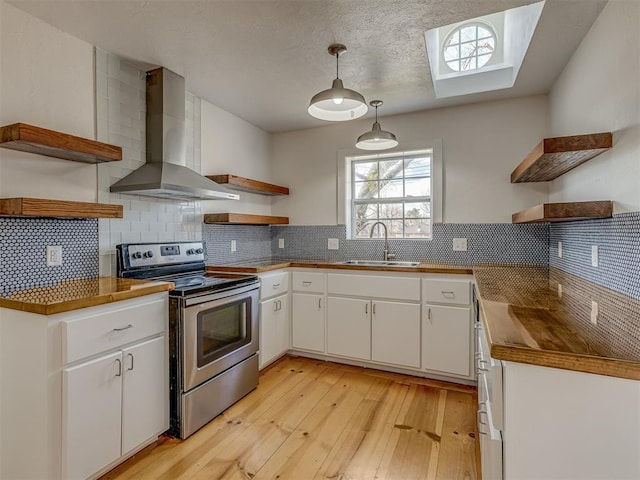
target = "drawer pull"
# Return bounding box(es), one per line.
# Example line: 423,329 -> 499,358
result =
303,281 -> 313,286
115,358 -> 122,377
113,324 -> 133,332
273,283 -> 280,288
441,290 -> 455,297
127,353 -> 134,371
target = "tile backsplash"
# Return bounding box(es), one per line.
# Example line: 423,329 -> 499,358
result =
0,218 -> 99,294
550,212 -> 640,300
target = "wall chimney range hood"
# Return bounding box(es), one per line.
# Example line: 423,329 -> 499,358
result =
110,67 -> 239,201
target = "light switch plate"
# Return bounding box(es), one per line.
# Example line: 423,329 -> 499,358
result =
278,238 -> 284,249
590,300 -> 598,325
231,240 -> 237,252
46,245 -> 62,266
453,238 -> 467,252
328,238 -> 339,250
591,245 -> 599,267
558,241 -> 563,258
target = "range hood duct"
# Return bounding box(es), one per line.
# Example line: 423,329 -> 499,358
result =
110,67 -> 239,201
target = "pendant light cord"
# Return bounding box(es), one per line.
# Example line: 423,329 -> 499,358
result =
375,104 -> 378,122
335,53 -> 340,80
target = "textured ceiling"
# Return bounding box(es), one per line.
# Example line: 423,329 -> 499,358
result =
8,0 -> 607,132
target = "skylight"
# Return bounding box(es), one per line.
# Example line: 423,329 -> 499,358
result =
425,1 -> 545,98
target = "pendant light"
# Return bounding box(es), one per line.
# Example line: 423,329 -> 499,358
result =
308,44 -> 368,121
356,100 -> 398,150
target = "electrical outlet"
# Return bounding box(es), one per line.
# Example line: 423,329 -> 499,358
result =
558,283 -> 562,298
558,241 -> 563,258
328,238 -> 339,250
590,300 -> 598,325
231,240 -> 237,252
591,245 -> 599,267
278,238 -> 285,249
46,245 -> 63,267
453,238 -> 467,252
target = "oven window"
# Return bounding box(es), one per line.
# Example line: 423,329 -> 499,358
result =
197,298 -> 251,367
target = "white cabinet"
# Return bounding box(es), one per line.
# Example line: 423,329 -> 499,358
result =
371,301 -> 421,368
259,293 -> 290,368
327,296 -> 371,360
258,271 -> 291,369
291,293 -> 325,352
422,276 -> 473,379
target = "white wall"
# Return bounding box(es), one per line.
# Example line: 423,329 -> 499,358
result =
272,95 -> 549,224
0,1 -> 96,202
548,0 -> 640,213
200,100 -> 273,216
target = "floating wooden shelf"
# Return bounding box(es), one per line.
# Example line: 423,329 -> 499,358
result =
0,198 -> 124,219
511,132 -> 612,183
206,175 -> 289,196
203,213 -> 289,225
0,123 -> 122,164
512,201 -> 613,224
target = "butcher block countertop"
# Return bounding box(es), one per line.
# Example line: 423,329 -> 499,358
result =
474,266 -> 640,381
207,258 -> 474,274
0,277 -> 173,315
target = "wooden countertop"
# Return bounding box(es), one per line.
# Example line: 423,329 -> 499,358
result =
473,266 -> 640,381
207,259 -> 474,274
0,277 -> 174,315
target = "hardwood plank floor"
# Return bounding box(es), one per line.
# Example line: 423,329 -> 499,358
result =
100,356 -> 479,480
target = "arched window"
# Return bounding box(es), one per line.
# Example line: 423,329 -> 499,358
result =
443,23 -> 496,72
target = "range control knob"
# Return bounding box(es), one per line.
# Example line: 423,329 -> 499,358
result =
186,249 -> 195,255
131,251 -> 142,259
195,248 -> 204,254
144,251 -> 154,258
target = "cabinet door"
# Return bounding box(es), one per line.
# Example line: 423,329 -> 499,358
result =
327,297 -> 371,360
122,336 -> 168,455
63,351 -> 123,480
291,293 -> 325,353
423,305 -> 471,376
259,294 -> 290,369
371,301 -> 421,368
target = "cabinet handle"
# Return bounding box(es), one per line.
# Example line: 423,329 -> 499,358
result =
365,303 -> 368,315
127,353 -> 134,371
273,301 -> 278,312
477,408 -> 489,435
373,303 -> 376,315
278,300 -> 282,311
428,308 -> 432,320
318,298 -> 322,309
441,291 -> 455,298
303,281 -> 312,286
273,283 -> 280,288
115,358 -> 122,377
113,324 -> 133,332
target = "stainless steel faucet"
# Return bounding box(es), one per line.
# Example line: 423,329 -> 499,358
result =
369,221 -> 395,261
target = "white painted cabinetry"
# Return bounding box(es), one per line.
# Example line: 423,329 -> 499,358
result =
371,300 -> 421,368
291,271 -> 326,353
422,276 -> 473,379
327,296 -> 371,360
0,292 -> 169,480
258,271 -> 290,369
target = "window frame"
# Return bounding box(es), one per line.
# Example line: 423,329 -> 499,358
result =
337,140 -> 443,240
442,21 -> 497,73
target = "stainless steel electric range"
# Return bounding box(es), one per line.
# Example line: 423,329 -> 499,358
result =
116,241 -> 259,439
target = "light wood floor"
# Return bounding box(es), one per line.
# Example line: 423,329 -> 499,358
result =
100,356 -> 480,480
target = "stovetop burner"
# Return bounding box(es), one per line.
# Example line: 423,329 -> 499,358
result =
115,241 -> 258,297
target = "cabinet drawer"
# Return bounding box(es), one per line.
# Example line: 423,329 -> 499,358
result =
62,295 -> 167,364
292,272 -> 325,293
423,278 -> 471,305
328,274 -> 420,301
260,271 -> 289,300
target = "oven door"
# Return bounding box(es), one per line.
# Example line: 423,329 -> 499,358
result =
182,283 -> 259,392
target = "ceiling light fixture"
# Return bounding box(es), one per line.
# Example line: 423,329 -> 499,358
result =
355,100 -> 398,150
308,44 -> 368,121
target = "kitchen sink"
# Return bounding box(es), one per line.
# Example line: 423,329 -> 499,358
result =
338,260 -> 420,267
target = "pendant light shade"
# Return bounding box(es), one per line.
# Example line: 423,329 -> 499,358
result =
308,44 -> 368,121
356,100 -> 398,150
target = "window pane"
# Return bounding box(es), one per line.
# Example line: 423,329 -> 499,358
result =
379,160 -> 403,181
478,38 -> 495,55
477,26 -> 493,40
404,202 -> 430,218
354,161 -> 378,181
353,203 -> 378,221
461,41 -> 476,58
460,25 -> 476,42
444,45 -> 459,61
477,53 -> 492,68
354,220 -> 374,238
380,203 -> 403,219
368,221 -> 389,239
405,178 -> 430,197
387,220 -> 404,238
379,180 -> 403,198
447,59 -> 460,72
404,218 -> 431,238
404,157 -> 431,177
354,181 -> 378,199
448,29 -> 460,45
